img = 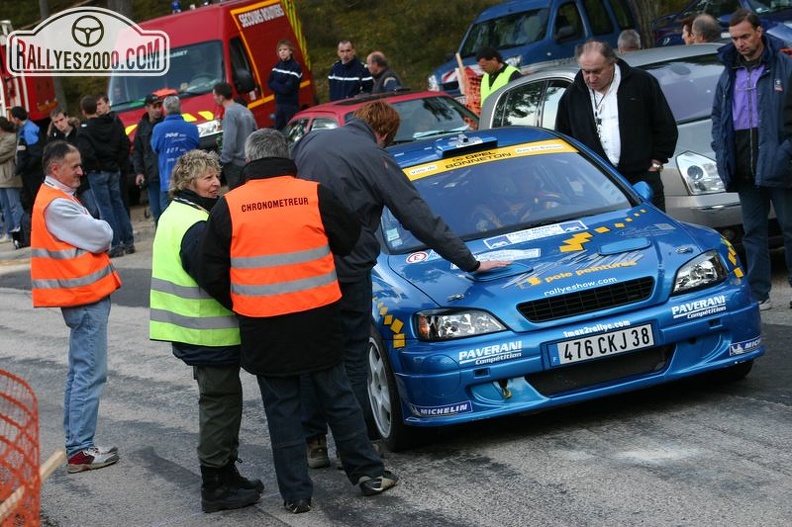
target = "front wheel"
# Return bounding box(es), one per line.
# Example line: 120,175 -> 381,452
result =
367,325 -> 422,451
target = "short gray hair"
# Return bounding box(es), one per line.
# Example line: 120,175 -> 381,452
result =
163,95 -> 181,115
244,128 -> 288,161
617,29 -> 641,52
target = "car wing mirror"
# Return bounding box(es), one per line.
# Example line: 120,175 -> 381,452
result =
633,181 -> 654,203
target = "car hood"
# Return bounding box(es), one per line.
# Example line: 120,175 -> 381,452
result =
382,207 -> 710,322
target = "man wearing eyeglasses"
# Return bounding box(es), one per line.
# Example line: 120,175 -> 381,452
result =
555,39 -> 677,211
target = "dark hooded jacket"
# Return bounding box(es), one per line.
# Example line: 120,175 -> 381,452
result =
76,113 -> 130,173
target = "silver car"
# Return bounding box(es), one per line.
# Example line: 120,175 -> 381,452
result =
479,43 -> 750,245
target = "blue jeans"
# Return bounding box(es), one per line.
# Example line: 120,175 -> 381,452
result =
61,296 -> 111,457
145,183 -> 164,225
738,184 -> 792,301
0,187 -> 24,233
301,275 -> 377,440
257,362 -> 383,502
88,171 -> 134,248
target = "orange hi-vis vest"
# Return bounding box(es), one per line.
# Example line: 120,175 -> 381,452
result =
30,184 -> 121,308
225,176 -> 341,317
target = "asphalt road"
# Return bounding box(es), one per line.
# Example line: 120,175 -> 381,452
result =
1,206 -> 790,527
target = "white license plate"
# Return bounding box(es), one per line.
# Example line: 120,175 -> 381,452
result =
551,323 -> 655,366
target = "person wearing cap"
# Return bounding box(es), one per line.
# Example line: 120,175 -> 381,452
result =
133,93 -> 166,225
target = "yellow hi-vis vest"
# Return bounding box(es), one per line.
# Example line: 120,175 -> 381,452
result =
480,64 -> 521,104
149,200 -> 240,346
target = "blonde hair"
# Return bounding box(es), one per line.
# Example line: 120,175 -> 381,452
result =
169,150 -> 220,198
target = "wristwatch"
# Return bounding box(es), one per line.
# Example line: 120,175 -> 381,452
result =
651,161 -> 663,171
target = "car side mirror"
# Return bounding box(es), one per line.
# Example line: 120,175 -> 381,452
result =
633,181 -> 654,203
234,69 -> 255,93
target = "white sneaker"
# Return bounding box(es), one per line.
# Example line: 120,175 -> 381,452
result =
0,234 -> 11,243
758,298 -> 772,311
67,446 -> 120,473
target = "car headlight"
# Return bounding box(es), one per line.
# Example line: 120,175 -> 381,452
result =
415,309 -> 505,341
676,151 -> 725,195
672,250 -> 728,295
427,74 -> 439,92
197,119 -> 222,138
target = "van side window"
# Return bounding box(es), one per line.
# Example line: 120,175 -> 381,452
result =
582,0 -> 615,36
609,0 -> 637,29
555,3 -> 584,41
229,37 -> 253,86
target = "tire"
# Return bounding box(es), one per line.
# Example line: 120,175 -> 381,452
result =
712,360 -> 754,383
367,325 -> 422,451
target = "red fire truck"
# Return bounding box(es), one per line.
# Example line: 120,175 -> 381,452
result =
107,0 -> 316,147
1,19 -> 58,126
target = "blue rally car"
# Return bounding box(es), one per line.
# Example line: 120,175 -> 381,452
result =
367,127 -> 764,451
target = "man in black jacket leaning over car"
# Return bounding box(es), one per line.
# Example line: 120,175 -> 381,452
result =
292,100 -> 509,467
555,39 -> 678,211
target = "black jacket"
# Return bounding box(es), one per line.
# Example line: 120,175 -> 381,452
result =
292,119 -> 479,280
197,157 -> 361,376
132,112 -> 163,184
76,113 -> 131,173
555,58 -> 678,175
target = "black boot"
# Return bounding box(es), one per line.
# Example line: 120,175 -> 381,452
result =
200,465 -> 260,513
223,458 -> 264,493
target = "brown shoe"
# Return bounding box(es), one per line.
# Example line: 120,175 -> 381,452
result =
306,435 -> 330,469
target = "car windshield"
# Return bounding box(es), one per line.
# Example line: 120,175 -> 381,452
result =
459,8 -> 550,57
342,96 -> 479,144
380,148 -> 632,253
748,0 -> 792,14
108,41 -> 224,111
642,53 -> 723,123
391,97 -> 479,143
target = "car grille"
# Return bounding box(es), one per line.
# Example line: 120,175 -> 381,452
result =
517,277 -> 655,322
525,345 -> 673,397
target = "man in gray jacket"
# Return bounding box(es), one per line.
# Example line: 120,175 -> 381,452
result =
213,82 -> 257,189
292,100 -> 508,467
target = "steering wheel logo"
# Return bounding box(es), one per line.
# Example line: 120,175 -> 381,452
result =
71,15 -> 104,47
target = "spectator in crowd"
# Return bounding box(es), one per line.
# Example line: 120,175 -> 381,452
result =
711,8 -> 792,310
149,149 -> 262,513
212,82 -> 257,189
132,92 -> 168,225
9,106 -> 43,211
681,15 -> 696,45
96,92 -> 133,215
0,117 -> 24,245
476,47 -> 521,105
31,140 -> 122,473
76,95 -> 135,257
267,39 -> 303,130
151,95 -> 199,209
197,128 -> 398,514
617,29 -> 642,53
555,40 -> 678,211
292,101 -> 509,468
366,51 -> 402,93
48,107 -> 98,219
692,14 -> 723,43
328,40 -> 373,101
